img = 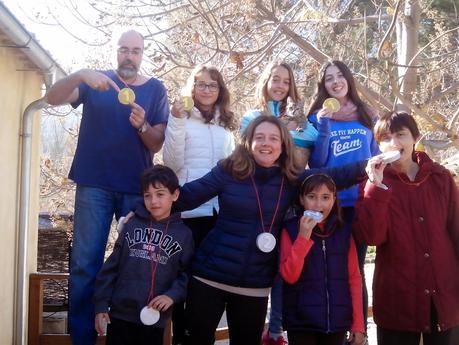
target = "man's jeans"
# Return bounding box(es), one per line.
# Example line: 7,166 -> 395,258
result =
69,185 -> 142,345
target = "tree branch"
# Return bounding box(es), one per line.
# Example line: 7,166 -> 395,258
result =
377,0 -> 401,60
388,69 -> 459,147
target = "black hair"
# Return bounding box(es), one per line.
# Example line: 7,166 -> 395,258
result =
140,165 -> 179,194
298,173 -> 343,227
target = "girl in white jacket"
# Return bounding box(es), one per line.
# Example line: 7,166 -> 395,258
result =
162,65 -> 236,344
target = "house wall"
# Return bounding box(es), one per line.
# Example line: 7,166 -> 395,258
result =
0,44 -> 43,344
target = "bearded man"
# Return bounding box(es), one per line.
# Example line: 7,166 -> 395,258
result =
46,29 -> 169,345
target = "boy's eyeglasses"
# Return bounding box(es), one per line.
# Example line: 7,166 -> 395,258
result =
117,47 -> 143,56
194,82 -> 219,92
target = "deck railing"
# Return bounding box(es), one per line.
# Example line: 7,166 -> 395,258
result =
29,272 -> 371,344
28,272 -> 230,345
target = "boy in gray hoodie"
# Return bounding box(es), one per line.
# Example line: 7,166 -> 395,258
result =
94,165 -> 194,345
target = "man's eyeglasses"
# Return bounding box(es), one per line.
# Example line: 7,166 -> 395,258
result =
117,47 -> 143,56
194,81 -> 219,92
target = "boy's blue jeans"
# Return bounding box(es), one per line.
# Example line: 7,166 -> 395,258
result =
69,185 -> 142,345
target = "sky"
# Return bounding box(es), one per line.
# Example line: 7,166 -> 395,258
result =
1,0 -> 96,154
3,0 -> 99,70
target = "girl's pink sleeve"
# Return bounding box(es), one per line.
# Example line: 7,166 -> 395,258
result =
348,237 -> 365,333
280,229 -> 314,284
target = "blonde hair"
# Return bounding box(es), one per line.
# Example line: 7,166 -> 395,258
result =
255,60 -> 300,116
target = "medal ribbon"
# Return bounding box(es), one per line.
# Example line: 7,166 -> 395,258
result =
251,176 -> 285,234
114,70 -> 137,88
146,219 -> 170,304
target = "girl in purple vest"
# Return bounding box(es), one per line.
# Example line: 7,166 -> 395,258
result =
280,174 -> 365,345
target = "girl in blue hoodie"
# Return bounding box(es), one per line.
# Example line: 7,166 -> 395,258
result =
241,60 -> 318,170
240,61 -> 318,345
307,60 -> 379,334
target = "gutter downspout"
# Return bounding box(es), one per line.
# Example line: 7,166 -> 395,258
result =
0,2 -> 66,342
0,3 -> 67,344
17,96 -> 49,345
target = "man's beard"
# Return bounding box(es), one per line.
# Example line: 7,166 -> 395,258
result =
117,62 -> 138,80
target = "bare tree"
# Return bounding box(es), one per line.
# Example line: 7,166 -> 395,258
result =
28,0 -> 457,177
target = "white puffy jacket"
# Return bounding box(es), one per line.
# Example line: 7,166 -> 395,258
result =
163,107 -> 235,218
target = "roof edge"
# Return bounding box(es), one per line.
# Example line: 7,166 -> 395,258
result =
0,2 -> 67,86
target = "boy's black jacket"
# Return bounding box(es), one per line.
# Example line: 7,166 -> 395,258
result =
94,204 -> 194,327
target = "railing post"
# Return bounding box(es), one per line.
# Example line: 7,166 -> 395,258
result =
28,273 -> 43,345
163,319 -> 172,345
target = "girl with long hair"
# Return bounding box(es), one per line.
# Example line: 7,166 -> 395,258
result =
307,60 -> 379,333
280,174 -> 365,345
241,62 -> 319,343
241,60 -> 318,169
162,64 -> 236,344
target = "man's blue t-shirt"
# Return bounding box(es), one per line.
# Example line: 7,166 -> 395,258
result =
69,70 -> 169,194
309,114 -> 380,207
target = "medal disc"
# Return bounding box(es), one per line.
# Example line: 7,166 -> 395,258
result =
323,98 -> 340,112
256,233 -> 276,253
182,96 -> 194,112
140,306 -> 160,325
118,87 -> 136,105
303,210 -> 323,222
378,150 -> 401,164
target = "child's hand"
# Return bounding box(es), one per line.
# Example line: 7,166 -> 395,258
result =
123,211 -> 135,223
148,295 -> 174,311
285,120 -> 298,131
117,212 -> 134,233
95,312 -> 110,336
347,331 -> 366,345
317,107 -> 333,120
365,156 -> 387,188
298,215 -> 317,240
171,99 -> 186,118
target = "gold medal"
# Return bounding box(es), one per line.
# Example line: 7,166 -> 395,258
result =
118,87 -> 136,105
323,98 -> 340,112
182,96 -> 194,112
415,141 -> 425,152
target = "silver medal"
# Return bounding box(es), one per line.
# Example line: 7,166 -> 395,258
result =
378,150 -> 401,164
303,210 -> 324,222
140,306 -> 160,325
256,232 -> 276,253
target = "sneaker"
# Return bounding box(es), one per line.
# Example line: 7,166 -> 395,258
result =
261,332 -> 287,345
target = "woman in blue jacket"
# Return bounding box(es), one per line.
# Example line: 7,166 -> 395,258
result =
241,62 -> 319,344
175,116 -> 365,345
